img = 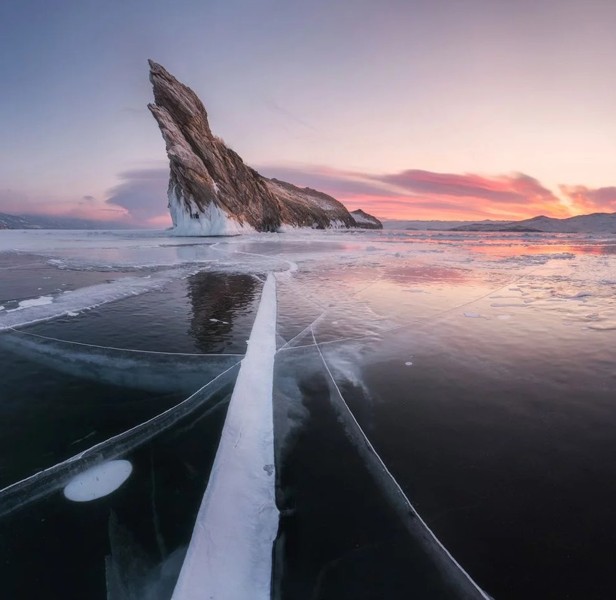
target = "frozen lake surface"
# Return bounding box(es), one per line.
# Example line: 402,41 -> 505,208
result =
1,228 -> 615,599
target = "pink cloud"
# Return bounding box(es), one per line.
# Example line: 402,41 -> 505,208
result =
560,185 -> 616,214
378,170 -> 557,205
260,164 -> 571,220
0,168 -> 170,227
4,163 -> 614,227
0,188 -> 130,222
104,168 -> 169,223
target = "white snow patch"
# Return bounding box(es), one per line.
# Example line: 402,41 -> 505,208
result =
63,460 -> 132,502
172,274 -> 279,600
47,258 -> 67,268
0,267 -> 196,331
7,295 -> 54,312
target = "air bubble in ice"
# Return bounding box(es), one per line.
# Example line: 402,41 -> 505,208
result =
63,460 -> 133,502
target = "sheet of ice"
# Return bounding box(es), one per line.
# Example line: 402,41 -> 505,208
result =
0,362 -> 240,517
172,274 -> 278,600
0,331 -> 239,393
63,460 -> 132,501
314,333 -> 491,600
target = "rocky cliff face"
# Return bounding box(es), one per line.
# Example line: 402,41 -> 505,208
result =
147,61 -> 381,235
350,209 -> 382,229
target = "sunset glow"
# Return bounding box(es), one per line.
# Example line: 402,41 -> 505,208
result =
1,0 -> 615,225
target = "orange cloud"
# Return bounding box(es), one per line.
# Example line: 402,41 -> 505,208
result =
559,185 -> 616,214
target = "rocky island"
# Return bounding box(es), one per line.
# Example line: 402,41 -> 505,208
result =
147,60 -> 382,235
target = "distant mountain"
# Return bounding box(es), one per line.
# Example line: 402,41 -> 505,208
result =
384,213 -> 616,234
451,213 -> 616,233
0,212 -> 129,230
449,222 -> 543,232
382,219 -> 510,231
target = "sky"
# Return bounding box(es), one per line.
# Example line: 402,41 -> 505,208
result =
1,0 -> 615,226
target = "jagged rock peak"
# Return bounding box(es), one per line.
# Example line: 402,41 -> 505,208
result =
148,60 -> 212,137
147,60 -> 382,235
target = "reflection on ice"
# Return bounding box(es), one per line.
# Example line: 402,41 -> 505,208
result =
64,460 -> 133,502
187,271 -> 261,353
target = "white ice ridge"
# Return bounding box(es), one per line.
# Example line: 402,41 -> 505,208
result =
172,273 -> 279,600
0,266 -> 197,332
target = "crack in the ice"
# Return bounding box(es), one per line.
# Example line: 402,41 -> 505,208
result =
310,327 -> 491,599
5,327 -> 243,357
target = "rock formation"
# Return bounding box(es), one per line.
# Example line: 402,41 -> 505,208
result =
147,60 -> 382,235
350,209 -> 383,229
